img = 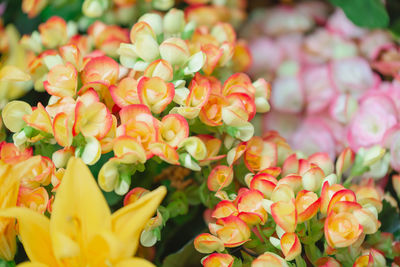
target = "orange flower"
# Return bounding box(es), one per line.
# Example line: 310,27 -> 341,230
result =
212,215 -> 250,247
252,252 -> 289,267
22,0 -> 48,18
38,16 -> 67,48
315,257 -> 341,267
324,212 -> 363,248
295,190 -> 320,223
158,114 -> 189,148
81,56 -> 119,85
202,253 -> 234,267
244,137 -> 277,173
110,77 -> 140,108
236,189 -> 268,225
212,200 -> 238,219
249,172 -> 277,199
0,142 -> 32,164
124,187 -> 150,206
137,76 -> 175,114
207,165 -> 233,192
44,63 -> 78,98
17,186 -> 49,214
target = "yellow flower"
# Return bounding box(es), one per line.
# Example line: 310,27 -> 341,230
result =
0,157 -> 166,266
0,161 -> 19,261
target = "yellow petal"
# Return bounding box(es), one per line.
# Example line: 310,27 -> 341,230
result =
111,186 -> 166,257
50,157 -> 112,260
0,207 -> 57,266
115,257 -> 156,267
0,66 -> 31,82
17,262 -> 49,267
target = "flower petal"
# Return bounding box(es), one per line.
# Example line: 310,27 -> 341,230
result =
0,207 -> 57,266
111,186 -> 166,257
50,157 -> 112,259
115,257 -> 155,267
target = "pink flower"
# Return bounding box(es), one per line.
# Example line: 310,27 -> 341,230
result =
347,93 -> 398,150
248,37 -> 283,77
330,57 -> 375,98
326,9 -> 367,39
304,65 -> 335,114
263,111 -> 301,140
290,117 -> 336,159
271,75 -> 305,114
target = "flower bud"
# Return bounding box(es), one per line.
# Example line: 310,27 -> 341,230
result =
271,184 -> 295,203
82,0 -> 108,18
152,0 -> 174,11
139,13 -> 163,35
336,147 -> 355,178
163,8 -> 185,35
308,152 -> 334,175
52,148 -> 73,169
280,233 -> 301,261
194,233 -> 225,254
271,200 -> 297,233
353,207 -> 380,234
302,165 -> 324,192
178,136 -> 207,161
208,165 -> 233,192
159,37 -> 190,66
98,158 -> 120,192
2,101 -> 32,132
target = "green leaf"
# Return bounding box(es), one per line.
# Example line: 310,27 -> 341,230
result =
232,257 -> 243,267
379,200 -> 400,237
184,184 -> 202,205
158,206 -> 170,225
0,259 -> 16,267
167,191 -> 189,217
162,240 -> 204,267
330,0 -> 389,28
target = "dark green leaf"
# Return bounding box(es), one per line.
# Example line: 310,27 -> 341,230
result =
162,240 -> 204,267
379,200 -> 400,237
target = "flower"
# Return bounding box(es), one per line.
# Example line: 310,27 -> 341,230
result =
0,157 -> 166,266
324,212 -> 363,248
0,161 -> 19,261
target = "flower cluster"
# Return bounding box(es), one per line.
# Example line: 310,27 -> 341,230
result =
243,2 -> 400,178
21,0 -> 247,28
194,132 -> 399,266
2,11 -> 267,198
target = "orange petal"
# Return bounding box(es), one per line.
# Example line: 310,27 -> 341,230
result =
280,232 -> 301,261
271,199 -> 297,233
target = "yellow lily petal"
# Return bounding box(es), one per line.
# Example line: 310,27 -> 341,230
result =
86,231 -> 124,265
17,262 -> 49,267
0,161 -> 19,260
0,66 -> 31,82
50,157 -> 112,260
115,257 -> 156,267
0,207 -> 57,266
111,186 -> 167,257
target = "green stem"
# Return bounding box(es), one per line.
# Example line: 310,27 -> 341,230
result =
295,255 -> 306,267
256,224 -> 269,246
343,175 -> 354,188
